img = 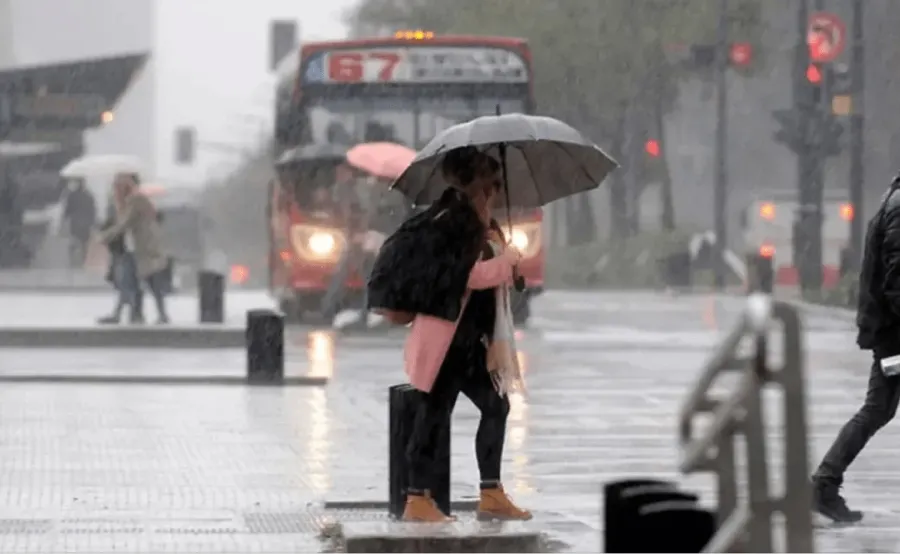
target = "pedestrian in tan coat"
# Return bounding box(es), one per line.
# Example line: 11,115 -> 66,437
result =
99,174 -> 170,323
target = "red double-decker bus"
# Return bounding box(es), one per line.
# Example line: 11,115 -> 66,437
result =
271,31 -> 543,323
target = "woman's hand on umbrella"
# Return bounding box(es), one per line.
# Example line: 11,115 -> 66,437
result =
502,244 -> 523,265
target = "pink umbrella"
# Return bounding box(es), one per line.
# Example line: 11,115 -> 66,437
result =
346,142 -> 416,180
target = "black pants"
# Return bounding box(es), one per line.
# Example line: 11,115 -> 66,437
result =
814,350 -> 900,485
406,343 -> 511,492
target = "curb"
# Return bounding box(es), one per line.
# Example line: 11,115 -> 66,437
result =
0,326 -> 246,349
778,298 -> 856,323
0,374 -> 329,386
323,499 -> 479,512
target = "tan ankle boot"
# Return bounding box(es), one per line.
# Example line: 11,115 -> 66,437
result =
477,486 -> 533,521
402,492 -> 455,523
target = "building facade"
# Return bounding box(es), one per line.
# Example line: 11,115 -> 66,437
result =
3,0 -> 157,177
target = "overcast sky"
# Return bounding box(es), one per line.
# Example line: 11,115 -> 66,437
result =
7,0 -> 357,182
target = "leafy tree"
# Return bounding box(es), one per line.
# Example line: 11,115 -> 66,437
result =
346,0 -> 763,240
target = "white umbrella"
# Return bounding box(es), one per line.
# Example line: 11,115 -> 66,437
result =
59,154 -> 144,179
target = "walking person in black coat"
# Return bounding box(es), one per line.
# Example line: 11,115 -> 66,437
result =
811,173 -> 900,523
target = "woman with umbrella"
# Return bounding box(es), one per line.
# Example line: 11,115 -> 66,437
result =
368,113 -> 617,523
369,146 -> 528,522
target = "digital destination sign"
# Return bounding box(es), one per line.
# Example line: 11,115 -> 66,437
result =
303,46 -> 528,84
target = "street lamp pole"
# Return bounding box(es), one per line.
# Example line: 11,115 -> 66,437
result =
713,0 -> 729,289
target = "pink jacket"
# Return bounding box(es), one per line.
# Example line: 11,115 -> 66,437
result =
404,257 -> 513,393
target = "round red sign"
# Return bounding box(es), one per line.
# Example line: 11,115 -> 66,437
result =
807,12 -> 846,62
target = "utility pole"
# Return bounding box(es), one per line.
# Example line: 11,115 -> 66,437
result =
806,0 -> 827,293
793,0 -> 818,293
713,0 -> 729,289
848,0 -> 865,267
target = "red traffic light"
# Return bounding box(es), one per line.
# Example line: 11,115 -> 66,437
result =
645,139 -> 661,157
806,63 -> 823,84
729,42 -> 753,66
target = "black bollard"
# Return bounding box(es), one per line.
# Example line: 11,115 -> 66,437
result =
636,501 -> 716,553
388,384 -> 451,519
604,480 -> 700,553
198,270 -> 225,323
246,309 -> 284,383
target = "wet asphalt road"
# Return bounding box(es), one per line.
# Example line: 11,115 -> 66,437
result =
0,289 -> 893,552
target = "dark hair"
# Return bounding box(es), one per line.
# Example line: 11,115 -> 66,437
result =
441,147 -> 500,189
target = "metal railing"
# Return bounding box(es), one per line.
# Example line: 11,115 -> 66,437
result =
678,293 -> 814,553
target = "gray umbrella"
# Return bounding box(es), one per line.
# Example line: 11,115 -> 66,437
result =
390,113 -> 618,208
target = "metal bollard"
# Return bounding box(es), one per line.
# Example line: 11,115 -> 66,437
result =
388,384 -> 450,519
246,309 -> 284,383
198,270 -> 225,323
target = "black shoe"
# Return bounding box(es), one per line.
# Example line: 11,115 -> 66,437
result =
156,315 -> 170,325
813,479 -> 863,523
97,315 -> 120,325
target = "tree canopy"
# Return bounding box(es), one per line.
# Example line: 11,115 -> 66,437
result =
346,0 -> 763,144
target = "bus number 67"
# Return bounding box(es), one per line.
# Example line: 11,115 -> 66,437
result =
328,52 -> 402,82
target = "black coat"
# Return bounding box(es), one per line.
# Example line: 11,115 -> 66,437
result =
367,188 -> 486,322
857,175 -> 900,350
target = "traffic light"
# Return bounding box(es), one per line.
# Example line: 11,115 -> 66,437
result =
806,63 -> 824,104
688,43 -> 756,70
642,138 -> 666,183
729,42 -> 753,68
772,108 -> 802,151
771,107 -> 844,157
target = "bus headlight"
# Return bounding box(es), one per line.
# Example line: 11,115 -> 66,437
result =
290,224 -> 345,262
307,232 -> 336,255
508,223 -> 542,258
510,228 -> 529,251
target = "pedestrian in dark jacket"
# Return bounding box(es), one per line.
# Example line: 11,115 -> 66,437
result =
63,179 -> 97,267
811,174 -> 900,523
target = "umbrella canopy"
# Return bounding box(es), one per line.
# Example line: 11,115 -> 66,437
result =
391,113 -> 617,208
59,154 -> 144,179
275,143 -> 348,167
346,142 -> 416,181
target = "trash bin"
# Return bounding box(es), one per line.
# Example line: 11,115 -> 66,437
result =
198,270 -> 224,323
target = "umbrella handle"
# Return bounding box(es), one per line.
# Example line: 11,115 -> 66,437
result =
513,268 -> 525,292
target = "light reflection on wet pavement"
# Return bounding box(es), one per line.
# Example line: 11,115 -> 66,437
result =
0,290 -> 892,551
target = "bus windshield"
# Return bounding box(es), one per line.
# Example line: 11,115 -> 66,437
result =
304,94 -> 526,149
